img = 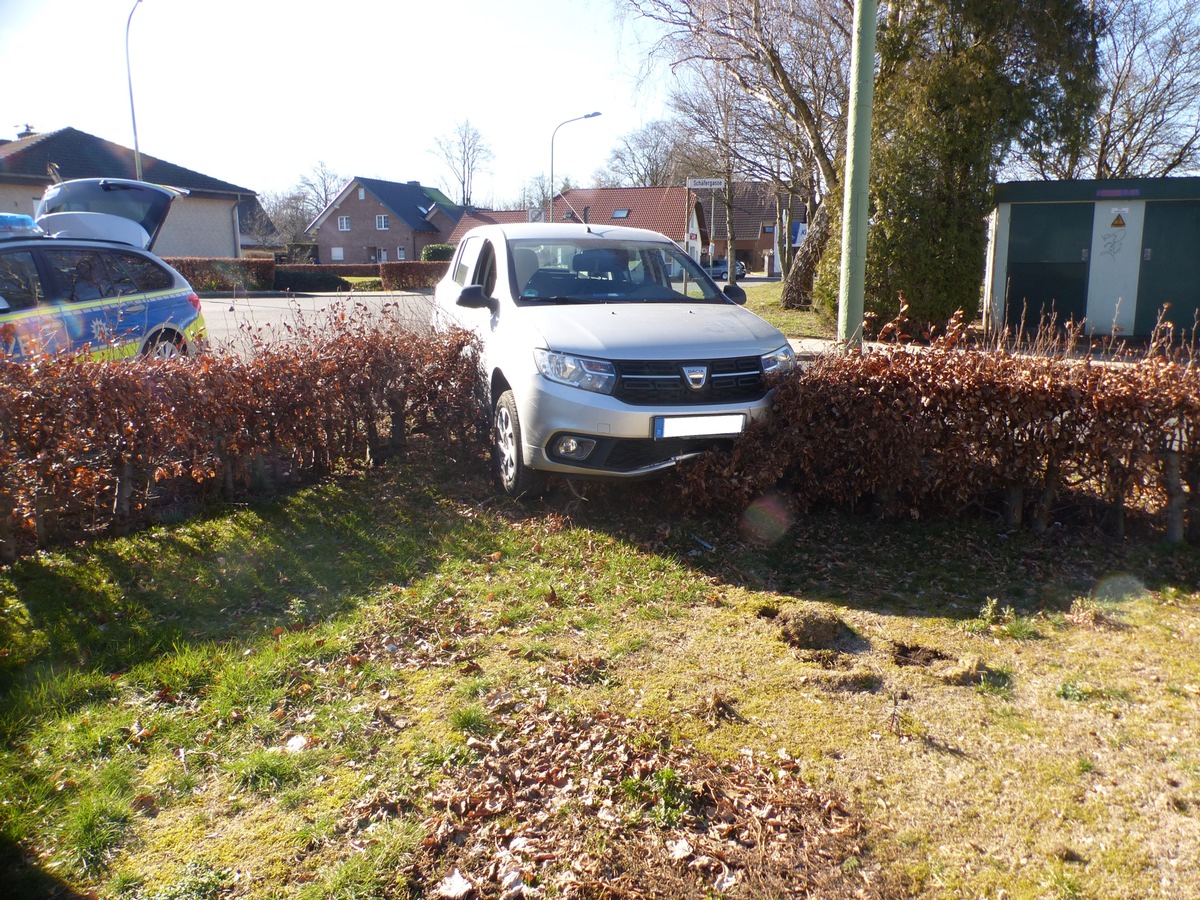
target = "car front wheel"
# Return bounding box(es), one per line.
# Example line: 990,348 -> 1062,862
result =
493,390 -> 545,499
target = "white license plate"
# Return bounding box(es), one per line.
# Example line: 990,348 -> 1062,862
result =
653,414 -> 745,439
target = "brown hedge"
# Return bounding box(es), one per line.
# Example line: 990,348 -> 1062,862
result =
164,257 -> 275,292
0,312 -> 485,561
678,348 -> 1200,543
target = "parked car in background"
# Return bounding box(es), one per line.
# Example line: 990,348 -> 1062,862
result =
702,258 -> 747,280
434,223 -> 795,497
0,179 -> 205,360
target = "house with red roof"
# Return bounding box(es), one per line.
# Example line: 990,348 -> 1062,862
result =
553,186 -> 705,259
448,187 -> 709,261
447,208 -> 534,244
444,184 -> 806,276
0,127 -> 257,258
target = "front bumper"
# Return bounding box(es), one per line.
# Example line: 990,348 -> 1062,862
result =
515,376 -> 772,478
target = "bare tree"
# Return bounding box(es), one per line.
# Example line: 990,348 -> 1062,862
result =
435,120 -> 495,207
596,120 -> 687,186
1017,0 -> 1200,179
258,189 -> 313,247
298,161 -> 345,220
625,0 -> 852,306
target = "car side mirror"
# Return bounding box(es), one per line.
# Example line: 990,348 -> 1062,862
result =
456,284 -> 498,313
723,284 -> 747,305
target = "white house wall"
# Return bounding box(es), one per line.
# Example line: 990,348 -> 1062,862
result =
155,197 -> 238,258
0,184 -> 42,215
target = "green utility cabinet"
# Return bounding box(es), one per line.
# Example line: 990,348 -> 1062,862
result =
985,178 -> 1200,338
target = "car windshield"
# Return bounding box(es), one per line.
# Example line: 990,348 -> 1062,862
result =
510,238 -> 725,303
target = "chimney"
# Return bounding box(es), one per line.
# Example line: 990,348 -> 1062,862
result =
16,124 -> 38,139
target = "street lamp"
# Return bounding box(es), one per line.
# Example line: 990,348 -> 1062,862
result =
548,112 -> 600,223
125,0 -> 143,180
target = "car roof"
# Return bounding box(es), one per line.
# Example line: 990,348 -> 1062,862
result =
470,222 -> 678,245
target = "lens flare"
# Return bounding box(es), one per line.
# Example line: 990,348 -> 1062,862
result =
740,493 -> 793,544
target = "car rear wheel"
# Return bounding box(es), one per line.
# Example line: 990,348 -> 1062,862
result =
144,331 -> 185,360
494,390 -> 545,499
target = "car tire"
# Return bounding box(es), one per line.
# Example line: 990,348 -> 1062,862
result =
493,390 -> 545,499
144,331 -> 185,360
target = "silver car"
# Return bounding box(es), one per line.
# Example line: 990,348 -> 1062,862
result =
433,223 -> 794,497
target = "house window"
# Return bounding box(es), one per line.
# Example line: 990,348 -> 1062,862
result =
378,249 -> 388,262
338,216 -> 350,231
763,225 -> 775,234
397,247 -> 406,260
376,215 -> 390,230
358,187 -> 365,200
331,247 -> 344,261
612,209 -> 631,219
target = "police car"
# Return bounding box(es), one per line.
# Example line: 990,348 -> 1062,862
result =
0,178 -> 206,360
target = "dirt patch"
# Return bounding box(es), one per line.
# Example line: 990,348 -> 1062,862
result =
890,642 -> 951,668
385,691 -> 896,898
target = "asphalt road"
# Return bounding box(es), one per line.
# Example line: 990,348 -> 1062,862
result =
199,291 -> 434,355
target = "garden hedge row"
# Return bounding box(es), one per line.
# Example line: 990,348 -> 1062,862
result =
5,321 -> 1199,561
681,347 -> 1200,542
0,314 -> 483,562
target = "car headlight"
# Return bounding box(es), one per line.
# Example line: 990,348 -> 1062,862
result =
534,349 -> 617,394
761,344 -> 796,376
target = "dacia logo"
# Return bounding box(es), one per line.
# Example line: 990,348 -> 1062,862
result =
682,365 -> 708,390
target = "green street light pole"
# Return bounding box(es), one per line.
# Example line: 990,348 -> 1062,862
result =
836,0 -> 879,352
125,0 -> 143,180
548,112 -> 600,223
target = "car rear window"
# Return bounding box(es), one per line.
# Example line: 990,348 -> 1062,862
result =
112,250 -> 173,292
0,250 -> 41,311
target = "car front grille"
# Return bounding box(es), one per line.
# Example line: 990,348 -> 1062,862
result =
613,356 -> 765,405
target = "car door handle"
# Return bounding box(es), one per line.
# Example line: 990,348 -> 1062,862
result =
121,302 -> 147,314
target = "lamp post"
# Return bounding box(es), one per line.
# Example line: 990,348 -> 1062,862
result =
548,112 -> 600,223
125,0 -> 143,180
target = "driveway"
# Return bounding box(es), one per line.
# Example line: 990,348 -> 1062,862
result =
200,291 -> 434,355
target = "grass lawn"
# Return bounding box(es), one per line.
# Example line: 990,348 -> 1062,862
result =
741,279 -> 834,341
2,458 -> 1198,898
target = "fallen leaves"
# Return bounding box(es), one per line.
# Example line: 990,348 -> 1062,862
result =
359,690 -> 882,898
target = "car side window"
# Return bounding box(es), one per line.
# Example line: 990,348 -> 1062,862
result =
453,237 -> 482,287
475,241 -> 498,296
41,248 -> 118,303
111,250 -> 172,293
0,250 -> 41,311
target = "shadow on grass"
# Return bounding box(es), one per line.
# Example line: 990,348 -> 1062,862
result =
1,834 -> 92,900
0,462 -> 499,695
520,475 -> 1200,624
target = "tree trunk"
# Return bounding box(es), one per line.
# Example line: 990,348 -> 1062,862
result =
781,199 -> 831,310
1161,450 -> 1185,543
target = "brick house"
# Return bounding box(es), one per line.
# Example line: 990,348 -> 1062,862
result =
0,127 -> 255,257
307,177 -> 462,264
552,186 -> 706,259
451,187 -> 706,258
447,208 -> 535,243
690,182 -> 808,275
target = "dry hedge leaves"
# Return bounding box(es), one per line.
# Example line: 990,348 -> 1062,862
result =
681,348 -> 1200,543
348,690 -> 892,899
0,316 -> 486,559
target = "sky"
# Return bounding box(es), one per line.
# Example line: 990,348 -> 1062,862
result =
0,0 -> 675,206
